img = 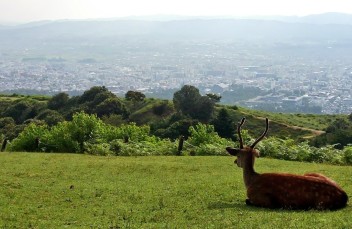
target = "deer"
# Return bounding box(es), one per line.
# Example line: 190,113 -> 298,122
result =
226,117 -> 348,210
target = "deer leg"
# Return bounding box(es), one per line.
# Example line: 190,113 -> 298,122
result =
245,199 -> 253,205
247,193 -> 280,209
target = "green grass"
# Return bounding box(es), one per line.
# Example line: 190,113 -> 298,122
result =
1,153 -> 352,228
239,107 -> 345,131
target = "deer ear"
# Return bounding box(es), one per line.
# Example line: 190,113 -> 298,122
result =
226,147 -> 240,156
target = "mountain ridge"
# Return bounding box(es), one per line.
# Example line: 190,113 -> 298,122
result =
1,14 -> 352,44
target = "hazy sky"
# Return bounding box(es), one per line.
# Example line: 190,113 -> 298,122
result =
1,0 -> 352,23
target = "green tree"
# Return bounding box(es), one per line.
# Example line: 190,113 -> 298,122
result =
0,117 -> 17,140
8,123 -> 48,152
43,112 -> 106,153
101,114 -> 125,127
78,86 -> 110,104
173,85 -> 201,116
152,101 -> 170,116
47,92 -> 69,110
80,87 -> 116,112
95,98 -> 129,118
348,113 -> 352,122
173,85 -> 215,122
2,100 -> 44,124
36,109 -> 64,126
194,96 -> 215,122
90,90 -> 116,108
125,91 -> 146,102
206,93 -> 222,103
211,108 -> 235,139
311,118 -> 352,148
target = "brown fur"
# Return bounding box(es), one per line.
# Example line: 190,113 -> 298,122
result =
226,118 -> 348,210
246,172 -> 348,210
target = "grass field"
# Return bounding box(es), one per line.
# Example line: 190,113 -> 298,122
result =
239,107 -> 345,131
1,153 -> 352,228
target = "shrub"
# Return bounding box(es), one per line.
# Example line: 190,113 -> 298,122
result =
343,146 -> 352,165
109,139 -> 122,155
8,123 -> 48,152
191,143 -> 227,156
258,137 -> 346,165
118,139 -> 177,156
84,142 -> 112,156
188,123 -> 223,146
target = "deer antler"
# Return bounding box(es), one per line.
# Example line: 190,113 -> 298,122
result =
237,118 -> 246,149
250,118 -> 269,148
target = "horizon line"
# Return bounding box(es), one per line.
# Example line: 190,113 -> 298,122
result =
1,11 -> 352,26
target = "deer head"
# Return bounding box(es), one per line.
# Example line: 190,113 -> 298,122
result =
226,117 -> 268,168
225,117 -> 348,210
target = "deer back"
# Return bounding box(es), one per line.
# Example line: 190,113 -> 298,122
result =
247,172 -> 348,210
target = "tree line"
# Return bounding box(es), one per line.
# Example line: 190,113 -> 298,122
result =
1,85 -> 352,153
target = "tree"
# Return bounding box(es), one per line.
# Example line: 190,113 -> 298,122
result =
152,101 -> 172,116
206,93 -> 222,103
47,92 -> 69,110
125,91 -> 146,102
311,118 -> 352,148
154,119 -> 197,139
2,100 -> 41,124
211,108 -> 235,139
173,85 -> 215,122
0,117 -> 17,140
90,90 -> 116,108
78,86 -> 110,104
101,114 -> 125,127
36,109 -> 64,126
326,119 -> 351,133
173,85 -> 201,116
194,96 -> 215,122
95,98 -> 129,118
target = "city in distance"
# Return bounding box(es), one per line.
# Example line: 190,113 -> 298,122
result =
0,13 -> 352,114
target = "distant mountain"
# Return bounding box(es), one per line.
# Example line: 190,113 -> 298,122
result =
1,13 -> 352,48
250,12 -> 352,25
0,25 -> 9,30
298,12 -> 352,25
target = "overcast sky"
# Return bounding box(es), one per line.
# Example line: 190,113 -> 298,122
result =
1,0 -> 352,23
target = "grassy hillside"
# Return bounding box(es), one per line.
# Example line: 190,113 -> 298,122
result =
240,107 -> 345,131
0,153 -> 351,228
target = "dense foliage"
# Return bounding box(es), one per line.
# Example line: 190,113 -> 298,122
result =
1,85 -> 352,165
3,111 -> 352,165
311,118 -> 352,149
258,138 -> 352,165
8,112 -> 177,156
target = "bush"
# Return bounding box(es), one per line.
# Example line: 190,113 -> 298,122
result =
9,123 -> 48,152
343,146 -> 352,165
191,143 -> 227,156
118,139 -> 177,156
109,139 -> 122,155
188,123 -> 224,146
258,137 -> 346,165
84,142 -> 112,156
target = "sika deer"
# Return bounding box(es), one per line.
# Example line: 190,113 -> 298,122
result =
226,118 -> 348,210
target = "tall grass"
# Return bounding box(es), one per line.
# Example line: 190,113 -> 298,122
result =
0,153 -> 351,228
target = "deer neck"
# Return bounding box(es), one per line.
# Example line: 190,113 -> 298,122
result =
242,151 -> 258,188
